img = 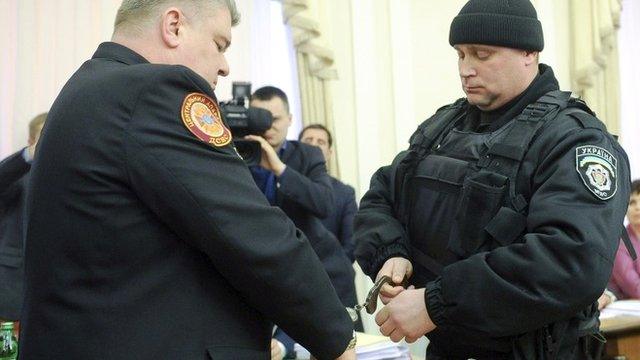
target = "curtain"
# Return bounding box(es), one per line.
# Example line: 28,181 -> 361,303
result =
0,0 -> 122,156
570,0 -> 622,134
281,0 -> 340,176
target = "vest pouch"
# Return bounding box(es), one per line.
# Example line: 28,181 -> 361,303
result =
407,155 -> 468,278
449,170 -> 507,257
485,207 -> 527,247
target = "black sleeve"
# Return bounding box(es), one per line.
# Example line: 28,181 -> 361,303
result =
354,152 -> 411,279
425,127 -> 631,337
0,149 -> 30,201
122,66 -> 352,359
277,146 -> 335,219
338,184 -> 358,263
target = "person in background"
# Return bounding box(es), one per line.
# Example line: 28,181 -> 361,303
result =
609,179 -> 640,299
299,124 -> 358,263
247,87 -> 357,360
18,0 -> 355,358
0,113 -> 47,335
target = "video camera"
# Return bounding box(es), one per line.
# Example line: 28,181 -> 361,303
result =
220,82 -> 272,166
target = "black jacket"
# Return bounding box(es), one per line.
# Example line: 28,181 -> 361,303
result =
271,142 -> 358,357
321,177 -> 357,263
0,149 -> 30,320
354,65 -> 631,357
19,42 -> 352,360
275,141 -> 356,307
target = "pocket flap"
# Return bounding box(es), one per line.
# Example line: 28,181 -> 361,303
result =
485,207 -> 527,246
0,251 -> 22,268
207,345 -> 266,359
414,155 -> 468,185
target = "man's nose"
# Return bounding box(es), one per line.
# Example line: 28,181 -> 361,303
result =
459,59 -> 476,78
218,56 -> 230,77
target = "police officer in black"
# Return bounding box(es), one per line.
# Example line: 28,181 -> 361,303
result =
19,1 -> 355,359
354,0 -> 631,359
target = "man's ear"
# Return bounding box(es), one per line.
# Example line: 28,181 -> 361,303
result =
524,51 -> 538,66
160,7 -> 183,48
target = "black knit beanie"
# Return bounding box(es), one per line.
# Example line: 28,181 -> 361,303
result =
449,0 -> 544,51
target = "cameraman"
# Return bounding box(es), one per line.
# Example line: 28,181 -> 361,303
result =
247,86 -> 357,359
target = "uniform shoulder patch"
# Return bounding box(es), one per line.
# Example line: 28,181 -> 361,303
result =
181,93 -> 232,147
575,145 -> 617,200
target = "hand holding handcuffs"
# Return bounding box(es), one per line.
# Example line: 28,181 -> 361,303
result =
346,275 -> 408,322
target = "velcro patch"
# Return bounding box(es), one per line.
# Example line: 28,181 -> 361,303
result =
181,93 -> 232,147
575,145 -> 617,200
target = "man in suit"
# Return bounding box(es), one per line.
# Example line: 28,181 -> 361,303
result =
19,1 -> 355,359
0,113 -> 46,325
299,124 -> 358,263
247,87 -> 357,359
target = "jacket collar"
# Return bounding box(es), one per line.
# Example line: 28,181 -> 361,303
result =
92,42 -> 149,66
280,140 -> 297,163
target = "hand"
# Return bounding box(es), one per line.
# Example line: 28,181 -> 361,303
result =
376,288 -> 435,343
376,257 -> 413,304
334,348 -> 356,360
597,292 -> 613,310
245,135 -> 286,176
28,143 -> 37,160
270,339 -> 283,360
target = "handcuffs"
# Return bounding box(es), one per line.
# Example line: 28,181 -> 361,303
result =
346,275 -> 408,322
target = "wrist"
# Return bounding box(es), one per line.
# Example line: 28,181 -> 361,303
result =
274,163 -> 287,177
604,288 -> 617,303
23,147 -> 34,163
345,331 -> 356,351
276,340 -> 286,360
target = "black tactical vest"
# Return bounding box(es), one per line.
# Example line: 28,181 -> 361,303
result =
387,90 -> 630,359
389,90 -> 630,286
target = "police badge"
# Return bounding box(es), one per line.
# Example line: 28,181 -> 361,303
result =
575,145 -> 617,200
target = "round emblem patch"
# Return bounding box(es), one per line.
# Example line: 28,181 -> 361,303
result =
575,145 -> 617,200
181,93 -> 232,147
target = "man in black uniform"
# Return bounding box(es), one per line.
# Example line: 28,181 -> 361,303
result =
246,87 -> 357,359
0,113 -> 46,324
19,1 -> 355,359
354,0 -> 631,358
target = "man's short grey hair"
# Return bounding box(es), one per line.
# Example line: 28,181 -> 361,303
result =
114,0 -> 240,33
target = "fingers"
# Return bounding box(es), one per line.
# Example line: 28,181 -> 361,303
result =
377,257 -> 413,285
388,328 -> 404,343
391,260 -> 406,284
379,284 -> 405,304
392,259 -> 413,284
244,135 -> 270,150
375,305 -> 389,326
405,335 -> 419,344
376,260 -> 395,282
270,339 -> 282,360
379,294 -> 393,305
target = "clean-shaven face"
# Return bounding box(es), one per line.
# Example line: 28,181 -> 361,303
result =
456,44 -> 535,111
